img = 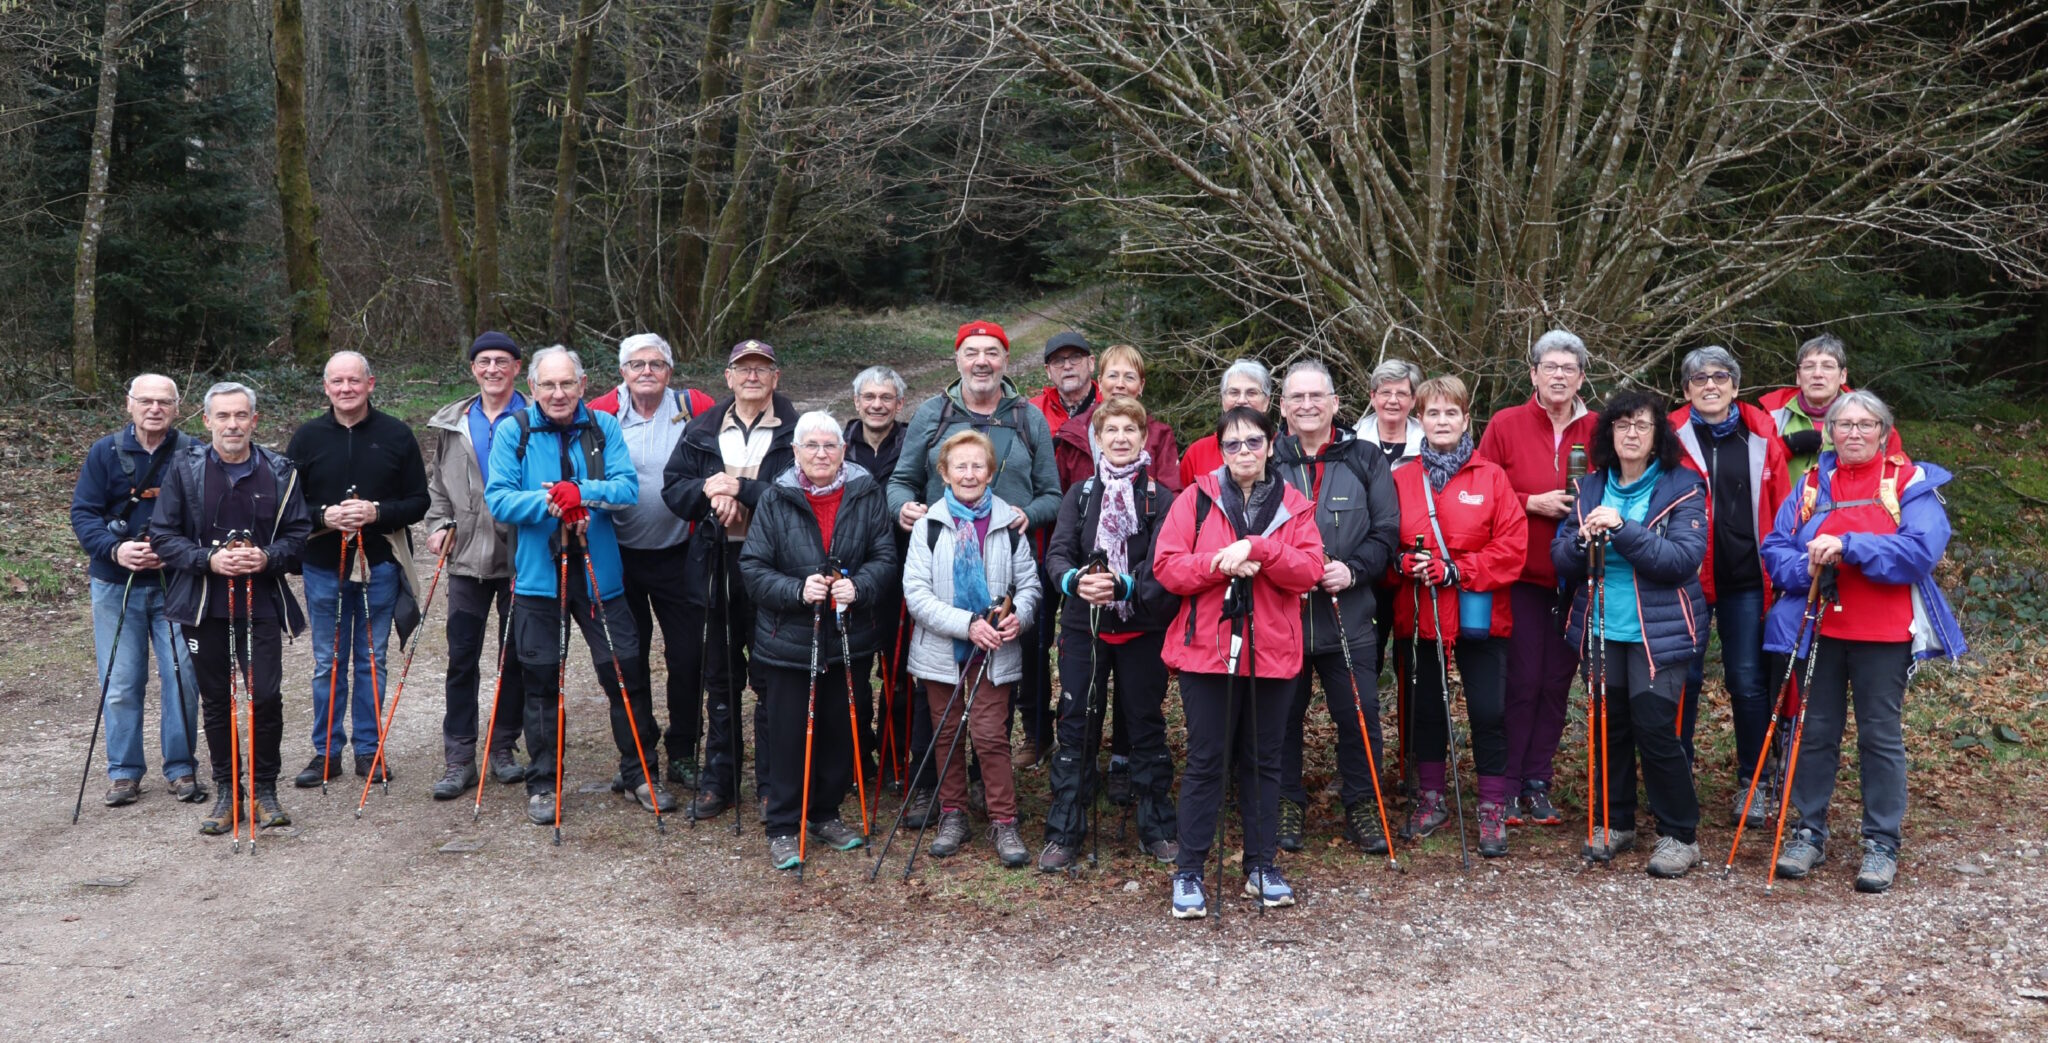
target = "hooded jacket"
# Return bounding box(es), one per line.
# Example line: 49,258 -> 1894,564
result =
1553,467 -> 1710,672
1153,471 -> 1325,679
483,401 -> 638,601
1389,453 -> 1527,642
148,443 -> 311,635
1272,429 -> 1400,655
1668,401 -> 1791,605
903,495 -> 1043,686
887,377 -> 1062,531
422,394 -> 515,582
1051,402 -> 1183,493
737,465 -> 898,671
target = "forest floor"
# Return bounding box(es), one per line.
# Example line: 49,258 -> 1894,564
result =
6,306 -> 2048,1040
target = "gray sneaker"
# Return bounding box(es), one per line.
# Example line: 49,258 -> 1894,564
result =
1645,835 -> 1701,878
1775,831 -> 1825,879
808,817 -> 865,851
1143,837 -> 1180,864
1733,786 -> 1776,830
1037,840 -> 1077,873
900,787 -> 937,828
769,834 -> 803,870
527,792 -> 557,827
991,819 -> 1029,868
431,760 -> 479,801
1854,841 -> 1897,893
1584,826 -> 1638,862
929,809 -> 972,858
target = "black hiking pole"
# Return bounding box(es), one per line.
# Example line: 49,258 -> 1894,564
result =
716,537 -> 745,837
1585,533 -> 1612,865
1077,552 -> 1111,870
1213,576 -> 1251,921
1325,579 -> 1401,871
1422,571 -> 1470,871
869,647 -> 977,882
898,598 -> 1011,882
1244,593 -> 1271,915
550,543 -> 573,846
71,572 -> 135,824
576,530 -> 664,837
829,560 -> 870,838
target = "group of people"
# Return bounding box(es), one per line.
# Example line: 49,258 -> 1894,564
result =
71,319 -> 1964,917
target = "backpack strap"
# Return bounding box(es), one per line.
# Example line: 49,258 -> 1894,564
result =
924,397 -> 958,452
514,409 -> 605,482
513,410 -> 534,462
1797,461 -> 1903,527
1182,485 -> 1215,648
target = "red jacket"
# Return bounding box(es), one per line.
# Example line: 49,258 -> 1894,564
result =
1389,458 -> 1527,642
1153,472 -> 1324,678
1475,397 -> 1599,588
1668,402 -> 1791,604
1031,382 -> 1099,435
587,384 -> 717,420
1052,402 -> 1183,492
1179,435 -> 1222,487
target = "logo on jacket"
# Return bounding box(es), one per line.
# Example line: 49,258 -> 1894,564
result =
1457,491 -> 1485,506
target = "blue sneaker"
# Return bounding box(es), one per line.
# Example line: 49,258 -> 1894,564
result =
1170,872 -> 1207,920
1243,865 -> 1296,908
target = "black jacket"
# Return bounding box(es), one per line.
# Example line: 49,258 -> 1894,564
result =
284,405 -> 430,573
1273,429 -> 1400,655
70,425 -> 192,587
148,444 -> 312,635
661,392 -> 800,607
737,467 -> 898,671
1044,470 -> 1179,635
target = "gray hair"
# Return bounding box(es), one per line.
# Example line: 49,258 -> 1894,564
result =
1368,358 -> 1423,394
1680,345 -> 1743,389
617,333 -> 673,369
127,373 -> 179,401
203,381 -> 257,415
529,345 -> 585,382
851,365 -> 907,401
1281,359 -> 1336,395
1825,389 -> 1893,439
1529,329 -> 1589,372
1219,358 -> 1271,398
1797,333 -> 1848,369
324,350 -> 373,381
794,410 -> 844,447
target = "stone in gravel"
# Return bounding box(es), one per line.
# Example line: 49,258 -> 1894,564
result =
439,839 -> 485,854
576,782 -> 609,794
1122,881 -> 1138,893
1950,862 -> 1988,877
81,876 -> 131,888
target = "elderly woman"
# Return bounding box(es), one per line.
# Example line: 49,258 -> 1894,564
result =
1763,391 -> 1963,894
1178,359 -> 1273,481
738,412 -> 897,869
904,430 -> 1042,867
1759,334 -> 1901,481
1389,376 -> 1526,857
1667,346 -> 1790,828
1554,391 -> 1709,878
1156,406 -> 1324,919
1039,396 -> 1182,871
1353,358 -> 1425,469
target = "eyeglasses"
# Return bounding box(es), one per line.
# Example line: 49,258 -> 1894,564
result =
1281,391 -> 1332,405
1833,420 -> 1883,434
1221,435 -> 1268,456
1686,372 -> 1733,388
727,365 -> 776,377
534,381 -> 581,395
1537,362 -> 1582,376
1610,420 -> 1656,435
1047,353 -> 1091,368
472,357 -> 517,371
129,396 -> 176,409
797,442 -> 843,455
623,358 -> 671,373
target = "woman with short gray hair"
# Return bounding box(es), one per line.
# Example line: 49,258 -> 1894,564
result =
1354,358 -> 1425,469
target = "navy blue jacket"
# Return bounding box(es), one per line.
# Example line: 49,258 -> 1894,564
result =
1553,467 -> 1708,673
71,425 -> 192,586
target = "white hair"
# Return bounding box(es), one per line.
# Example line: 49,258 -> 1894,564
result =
1681,345 -> 1743,388
1282,359 -> 1336,395
127,373 -> 179,401
1827,389 -> 1894,438
324,350 -> 373,380
203,381 -> 257,414
1368,359 -> 1422,393
794,411 -> 844,446
529,345 -> 585,382
1220,358 -> 1271,398
1529,330 -> 1589,372
851,365 -> 907,401
618,332 -> 673,369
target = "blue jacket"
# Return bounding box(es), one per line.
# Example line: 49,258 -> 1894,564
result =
1553,467 -> 1709,672
70,425 -> 192,586
484,402 -> 638,601
1759,452 -> 1965,661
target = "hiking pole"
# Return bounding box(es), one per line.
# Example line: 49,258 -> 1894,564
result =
318,532 -> 353,793
896,596 -> 1011,883
551,541 -> 572,846
798,568 -> 827,882
1767,565 -> 1836,894
355,539 -> 392,797
716,536 -> 744,837
219,544 -> 243,853
471,591 -> 515,822
1214,577 -> 1250,921
877,600 -> 908,792
1325,576 -> 1401,871
71,572 -> 135,825
1077,553 -> 1112,870
829,560 -> 871,838
868,645 -> 977,882
575,529 -> 664,837
1245,594 -> 1270,916
357,529 -> 453,816
1724,580 -> 1825,877
237,568 -> 259,855
1423,574 -> 1470,871
1586,532 -> 1612,865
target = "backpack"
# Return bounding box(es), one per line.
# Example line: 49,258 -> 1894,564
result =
511,410 -> 607,481
923,395 -> 1033,453
1796,459 -> 1902,527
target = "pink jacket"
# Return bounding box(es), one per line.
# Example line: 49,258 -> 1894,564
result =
1153,471 -> 1324,678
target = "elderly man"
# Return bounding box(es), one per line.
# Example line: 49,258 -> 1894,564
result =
149,382 -> 311,835
1270,361 -> 1401,853
590,333 -> 718,789
421,331 -> 529,799
846,365 -> 910,780
1475,330 -> 1601,828
662,339 -> 801,821
889,320 -> 1062,782
484,346 -> 673,825
1353,358 -> 1425,468
1759,333 -> 1901,480
1032,330 -> 1099,446
71,374 -> 203,807
285,351 -> 430,789
1178,359 -> 1273,480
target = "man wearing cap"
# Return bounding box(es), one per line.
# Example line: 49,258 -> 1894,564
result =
662,338 -> 800,820
888,320 -> 1063,781
420,331 -> 529,799
1032,331 -> 1100,454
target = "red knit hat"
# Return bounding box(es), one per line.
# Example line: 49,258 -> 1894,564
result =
954,320 -> 1010,351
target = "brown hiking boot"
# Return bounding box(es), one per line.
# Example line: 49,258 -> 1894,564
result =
103,778 -> 141,807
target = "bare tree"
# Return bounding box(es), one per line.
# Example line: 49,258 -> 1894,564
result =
273,0 -> 331,365
545,0 -> 604,343
403,0 -> 473,335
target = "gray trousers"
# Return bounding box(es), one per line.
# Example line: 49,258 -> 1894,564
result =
1788,637 -> 1912,854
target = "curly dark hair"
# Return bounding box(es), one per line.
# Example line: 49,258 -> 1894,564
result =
1589,390 -> 1682,473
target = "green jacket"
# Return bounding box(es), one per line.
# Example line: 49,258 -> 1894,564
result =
886,377 -> 1062,531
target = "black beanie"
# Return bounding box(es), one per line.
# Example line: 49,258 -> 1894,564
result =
469,330 -> 520,360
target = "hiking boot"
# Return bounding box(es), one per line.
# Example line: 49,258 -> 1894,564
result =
168,775 -> 208,803
1243,865 -> 1296,908
1854,840 -> 1898,894
293,753 -> 342,789
768,834 -> 803,870
1143,838 -> 1181,865
1733,786 -> 1776,830
1476,801 -> 1509,859
1521,780 -> 1562,825
1037,840 -> 1077,873
991,819 -> 1030,868
630,781 -> 677,814
1505,794 -> 1527,827
1105,760 -> 1134,807
1775,830 -> 1826,879
1646,836 -> 1702,878
1011,737 -> 1045,772
527,792 -> 557,826
666,756 -> 698,789
355,753 -> 392,785
253,788 -> 291,829
199,789 -> 236,835
1171,871 -> 1207,920
103,778 -> 140,807
1404,790 -> 1449,839
900,788 -> 937,828
431,761 -> 479,801
687,787 -> 733,821
967,779 -> 987,818
1277,799 -> 1306,852
928,809 -> 972,858
489,748 -> 523,785
808,818 -> 865,851
1343,800 -> 1391,855
1584,826 -> 1638,862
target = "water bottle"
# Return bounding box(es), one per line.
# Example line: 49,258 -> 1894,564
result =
1566,442 -> 1588,489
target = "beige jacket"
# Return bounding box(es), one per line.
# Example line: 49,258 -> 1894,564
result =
423,394 -> 515,580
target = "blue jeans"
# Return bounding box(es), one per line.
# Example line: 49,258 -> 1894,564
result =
1681,586 -> 1769,781
303,560 -> 400,757
91,576 -> 200,781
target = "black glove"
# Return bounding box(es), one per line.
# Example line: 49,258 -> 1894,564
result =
1783,429 -> 1823,457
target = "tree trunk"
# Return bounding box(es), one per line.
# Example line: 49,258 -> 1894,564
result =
670,0 -> 738,354
545,0 -> 602,345
70,0 -> 129,395
739,0 -> 836,332
467,0 -> 503,332
403,1 -> 473,336
272,0 -> 330,366
623,0 -> 657,325
700,0 -> 782,345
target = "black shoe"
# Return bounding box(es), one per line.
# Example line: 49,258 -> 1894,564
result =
666,756 -> 698,788
1037,840 -> 1077,873
431,761 -> 479,801
253,788 -> 291,829
1105,761 -> 1135,807
354,753 -> 392,785
199,790 -> 235,835
1521,780 -> 1562,825
901,787 -> 937,829
688,787 -> 733,821
1277,799 -> 1306,852
1343,800 -> 1391,855
293,754 -> 342,789
489,747 -> 524,785
808,818 -> 865,851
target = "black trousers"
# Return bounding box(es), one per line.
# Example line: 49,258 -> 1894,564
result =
1281,643 -> 1384,808
701,542 -> 760,797
1011,554 -> 1057,751
1046,628 -> 1175,848
511,586 -> 661,797
755,661 -> 856,838
1400,635 -> 1509,778
1592,641 -> 1699,844
441,574 -> 525,765
189,614 -> 283,788
618,544 -> 705,762
1174,670 -> 1290,877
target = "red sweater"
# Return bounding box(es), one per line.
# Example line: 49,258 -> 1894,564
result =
1816,455 -> 1913,643
1152,473 -> 1325,678
1475,397 -> 1599,588
808,486 -> 846,552
1179,435 -> 1223,487
1389,458 -> 1528,642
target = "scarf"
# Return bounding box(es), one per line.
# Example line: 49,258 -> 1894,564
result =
1219,472 -> 1283,539
1093,451 -> 1151,620
796,462 -> 848,496
943,488 -> 994,663
1795,391 -> 1833,423
1691,408 -> 1743,441
1420,433 -> 1473,493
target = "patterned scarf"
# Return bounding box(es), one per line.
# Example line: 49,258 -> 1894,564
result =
1420,433 -> 1473,493
1093,450 -> 1151,620
796,461 -> 848,496
943,487 -> 994,663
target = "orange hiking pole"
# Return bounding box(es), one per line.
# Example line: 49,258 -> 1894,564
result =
318,532 -> 353,793
471,599 -> 515,822
1767,565 -> 1836,893
797,569 -> 828,881
829,560 -> 871,837
1724,580 -> 1824,877
576,529 -> 664,836
357,530 -> 453,816
355,544 -> 390,797
221,547 -> 244,854
1583,532 -> 1610,864
238,571 -> 258,854
1325,571 -> 1401,871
